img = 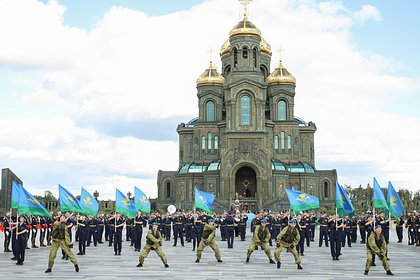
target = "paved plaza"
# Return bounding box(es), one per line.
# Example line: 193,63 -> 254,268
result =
0,226 -> 419,279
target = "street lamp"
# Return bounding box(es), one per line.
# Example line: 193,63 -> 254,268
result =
93,190 -> 99,200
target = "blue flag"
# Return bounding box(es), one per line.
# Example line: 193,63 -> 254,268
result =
11,181 -> 22,209
134,187 -> 150,214
387,182 -> 404,219
115,189 -> 137,218
285,188 -> 320,213
79,188 -> 99,216
336,182 -> 355,218
373,178 -> 389,210
194,187 -> 216,214
17,185 -> 51,218
59,184 -> 83,213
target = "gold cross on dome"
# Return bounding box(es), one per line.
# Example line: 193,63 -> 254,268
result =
207,47 -> 215,63
239,0 -> 253,17
276,46 -> 285,63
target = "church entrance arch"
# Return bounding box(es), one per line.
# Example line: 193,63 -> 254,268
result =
235,166 -> 257,198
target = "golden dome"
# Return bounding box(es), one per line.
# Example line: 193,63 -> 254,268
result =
260,37 -> 272,56
220,39 -> 231,56
196,62 -> 225,86
229,16 -> 261,38
220,37 -> 271,57
267,61 -> 296,85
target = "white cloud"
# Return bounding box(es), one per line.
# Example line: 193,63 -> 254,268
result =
0,0 -> 419,199
353,4 -> 382,23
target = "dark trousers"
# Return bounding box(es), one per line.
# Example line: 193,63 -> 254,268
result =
300,228 -> 309,247
351,227 -> 357,242
185,225 -> 192,241
360,227 -> 366,243
396,227 -> 403,242
319,226 -> 329,246
12,234 -> 17,258
383,229 -> 390,244
105,226 -> 110,241
192,229 -> 199,250
220,226 -> 226,240
16,237 -> 26,263
330,232 -> 341,258
114,230 -> 122,253
78,230 -> 86,254
108,229 -> 114,246
342,229 -> 352,247
126,227 -> 132,241
133,227 -> 143,250
310,225 -> 315,241
297,232 -> 304,254
173,226 -> 184,246
97,226 -> 104,242
164,225 -> 171,240
87,227 -> 97,246
226,227 -> 234,248
239,225 -> 247,241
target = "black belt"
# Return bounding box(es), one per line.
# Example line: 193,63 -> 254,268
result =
227,225 -> 234,227
320,225 -> 327,227
175,223 -> 183,225
89,226 -> 96,227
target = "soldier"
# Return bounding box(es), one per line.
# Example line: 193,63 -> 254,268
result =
195,219 -> 222,263
364,225 -> 393,276
172,210 -> 185,246
39,216 -> 47,247
30,215 -> 39,248
318,212 -> 329,247
45,215 -> 79,273
378,211 -> 391,244
395,215 -> 404,243
125,216 -> 134,243
96,214 -> 105,244
329,213 -> 345,261
14,216 -> 28,265
107,213 -> 115,247
296,214 -> 305,256
309,212 -> 317,242
225,211 -> 235,248
137,222 -> 169,268
342,215 -> 352,247
62,212 -> 74,260
274,219 -> 303,270
219,212 -> 227,241
185,213 -> 194,242
114,213 -> 124,255
87,214 -> 97,247
358,213 -> 367,244
245,219 -> 275,264
134,211 -> 146,251
162,214 -> 172,241
406,212 -> 415,245
351,215 -> 358,243
76,215 -> 87,255
3,212 -> 12,252
414,211 -> 420,246
238,213 -> 249,241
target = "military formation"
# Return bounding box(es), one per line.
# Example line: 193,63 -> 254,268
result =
2,209 -> 420,276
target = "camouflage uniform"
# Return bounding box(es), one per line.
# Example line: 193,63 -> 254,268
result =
47,221 -> 78,270
365,232 -> 390,272
196,224 -> 221,261
138,230 -> 168,266
246,225 -> 273,261
274,226 -> 301,264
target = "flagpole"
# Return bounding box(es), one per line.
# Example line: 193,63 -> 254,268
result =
335,208 -> 337,228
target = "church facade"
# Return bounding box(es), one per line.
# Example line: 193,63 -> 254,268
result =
156,15 -> 337,212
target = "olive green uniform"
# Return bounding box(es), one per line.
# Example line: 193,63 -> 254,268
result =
197,224 -> 221,261
365,232 -> 390,272
139,230 -> 168,266
247,225 -> 273,260
274,226 -> 301,264
48,221 -> 78,269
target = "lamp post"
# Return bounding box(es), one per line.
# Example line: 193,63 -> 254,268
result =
127,191 -> 132,200
93,190 -> 99,200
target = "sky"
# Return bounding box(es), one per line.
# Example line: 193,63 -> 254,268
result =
0,0 -> 419,200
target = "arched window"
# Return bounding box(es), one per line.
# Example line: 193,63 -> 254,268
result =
233,48 -> 238,67
274,135 -> 279,150
214,136 -> 219,150
323,181 -> 329,198
207,132 -> 213,150
201,136 -> 206,150
260,66 -> 267,80
166,182 -> 171,198
287,135 -> 292,150
278,100 -> 287,120
224,65 -> 231,76
243,47 -> 248,59
206,101 -> 215,121
281,132 -> 285,150
240,95 -> 250,125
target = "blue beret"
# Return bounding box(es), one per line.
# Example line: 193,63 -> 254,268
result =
208,219 -> 214,223
261,219 -> 268,223
289,219 -> 297,223
152,222 -> 158,225
375,224 -> 382,229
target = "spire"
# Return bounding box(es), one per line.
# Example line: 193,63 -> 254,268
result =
239,0 -> 253,18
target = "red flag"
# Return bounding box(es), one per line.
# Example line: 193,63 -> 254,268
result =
0,224 -> 4,232
36,224 -> 42,229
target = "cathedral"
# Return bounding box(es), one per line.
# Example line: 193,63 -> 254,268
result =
156,6 -> 337,212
